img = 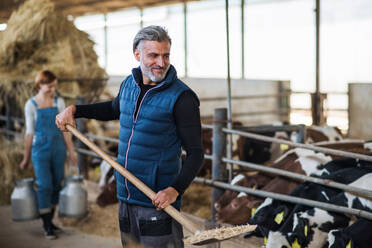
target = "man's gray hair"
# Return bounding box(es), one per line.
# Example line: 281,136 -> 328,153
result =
133,25 -> 172,52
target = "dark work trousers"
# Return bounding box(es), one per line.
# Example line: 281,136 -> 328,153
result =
118,200 -> 184,248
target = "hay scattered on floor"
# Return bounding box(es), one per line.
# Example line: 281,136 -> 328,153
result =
0,135 -> 34,205
58,202 -> 120,238
182,183 -> 211,219
0,0 -> 106,113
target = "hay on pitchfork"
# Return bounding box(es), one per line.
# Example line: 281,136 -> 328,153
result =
0,0 -> 107,114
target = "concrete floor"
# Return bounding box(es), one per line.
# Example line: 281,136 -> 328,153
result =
0,205 -> 263,248
0,205 -> 122,248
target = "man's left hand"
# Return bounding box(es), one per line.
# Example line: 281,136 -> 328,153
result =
152,187 -> 179,211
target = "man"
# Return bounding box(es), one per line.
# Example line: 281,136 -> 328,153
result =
56,25 -> 203,247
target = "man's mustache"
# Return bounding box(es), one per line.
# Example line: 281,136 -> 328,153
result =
151,66 -> 166,70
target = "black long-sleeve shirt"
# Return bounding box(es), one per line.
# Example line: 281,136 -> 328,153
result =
75,79 -> 204,195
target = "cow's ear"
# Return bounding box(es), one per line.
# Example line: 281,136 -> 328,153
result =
274,206 -> 289,225
291,238 -> 302,248
274,210 -> 285,225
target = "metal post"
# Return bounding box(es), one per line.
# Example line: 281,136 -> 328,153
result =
210,108 -> 228,224
241,0 -> 245,79
5,98 -> 15,140
140,8 -> 144,28
312,0 -> 322,125
225,0 -> 233,182
104,13 -> 108,70
298,124 -> 306,143
76,97 -> 88,179
183,0 -> 188,77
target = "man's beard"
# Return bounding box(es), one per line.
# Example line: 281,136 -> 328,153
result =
140,61 -> 170,83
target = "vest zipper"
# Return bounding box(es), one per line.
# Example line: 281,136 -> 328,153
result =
123,82 -> 163,200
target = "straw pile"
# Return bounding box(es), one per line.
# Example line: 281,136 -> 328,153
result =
0,134 -> 35,205
0,0 -> 106,113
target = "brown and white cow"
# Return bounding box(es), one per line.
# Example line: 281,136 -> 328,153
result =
215,148 -> 334,225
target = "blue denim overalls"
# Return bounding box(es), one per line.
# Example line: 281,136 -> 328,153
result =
31,97 -> 66,213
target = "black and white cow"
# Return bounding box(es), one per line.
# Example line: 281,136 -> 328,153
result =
328,218 -> 372,248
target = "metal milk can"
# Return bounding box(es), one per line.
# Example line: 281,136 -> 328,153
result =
58,175 -> 88,218
11,178 -> 39,221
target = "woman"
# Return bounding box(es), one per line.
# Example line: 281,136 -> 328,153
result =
19,70 -> 77,239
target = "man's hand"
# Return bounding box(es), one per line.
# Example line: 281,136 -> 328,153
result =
152,187 -> 179,211
56,105 -> 76,131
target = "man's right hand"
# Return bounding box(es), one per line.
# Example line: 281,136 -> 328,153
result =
56,105 -> 76,132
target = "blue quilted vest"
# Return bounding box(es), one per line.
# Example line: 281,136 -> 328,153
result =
115,65 -> 198,208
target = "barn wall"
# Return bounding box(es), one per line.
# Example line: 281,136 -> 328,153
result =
348,83 -> 372,139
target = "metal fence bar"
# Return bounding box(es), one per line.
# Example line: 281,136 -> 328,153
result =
202,124 -> 213,129
85,133 -> 119,143
194,177 -> 372,220
222,157 -> 372,200
235,124 -> 304,133
0,128 -> 23,137
76,148 -> 101,159
0,115 -> 24,123
199,93 -> 291,101
223,128 -> 372,162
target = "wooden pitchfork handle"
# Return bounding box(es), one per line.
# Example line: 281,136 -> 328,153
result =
66,124 -> 200,234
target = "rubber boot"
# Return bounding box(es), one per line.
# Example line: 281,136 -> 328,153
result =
50,207 -> 62,232
40,212 -> 57,239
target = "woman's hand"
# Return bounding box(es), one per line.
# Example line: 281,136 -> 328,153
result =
68,151 -> 78,166
56,105 -> 76,132
19,158 -> 29,170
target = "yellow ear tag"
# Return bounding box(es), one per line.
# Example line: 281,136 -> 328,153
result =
346,240 -> 351,248
251,208 -> 256,217
253,185 -> 257,190
280,144 -> 289,150
264,236 -> 268,245
304,225 -> 308,237
292,238 -> 301,248
274,211 -> 284,224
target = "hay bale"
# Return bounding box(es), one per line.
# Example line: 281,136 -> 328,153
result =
0,0 -> 107,113
0,135 -> 35,205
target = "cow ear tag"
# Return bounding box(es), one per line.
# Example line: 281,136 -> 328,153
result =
264,236 -> 268,245
292,238 -> 301,248
304,225 -> 308,237
346,240 -> 351,248
274,210 -> 284,224
280,144 -> 289,150
251,208 -> 256,217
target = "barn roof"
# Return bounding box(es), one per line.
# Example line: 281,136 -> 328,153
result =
0,0 -> 199,22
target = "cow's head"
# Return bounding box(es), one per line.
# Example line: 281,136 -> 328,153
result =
288,213 -> 314,248
328,229 -> 355,248
249,198 -> 291,230
216,195 -> 261,225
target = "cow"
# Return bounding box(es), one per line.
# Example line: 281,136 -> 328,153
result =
263,168 -> 372,248
216,148 -> 333,225
286,208 -> 351,248
96,160 -> 118,207
235,130 -> 292,165
328,218 -> 372,248
214,173 -> 272,212
306,126 -> 343,143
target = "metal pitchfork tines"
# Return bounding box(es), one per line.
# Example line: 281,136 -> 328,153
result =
66,124 -> 256,245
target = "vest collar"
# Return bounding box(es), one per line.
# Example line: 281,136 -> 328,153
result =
132,65 -> 177,90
